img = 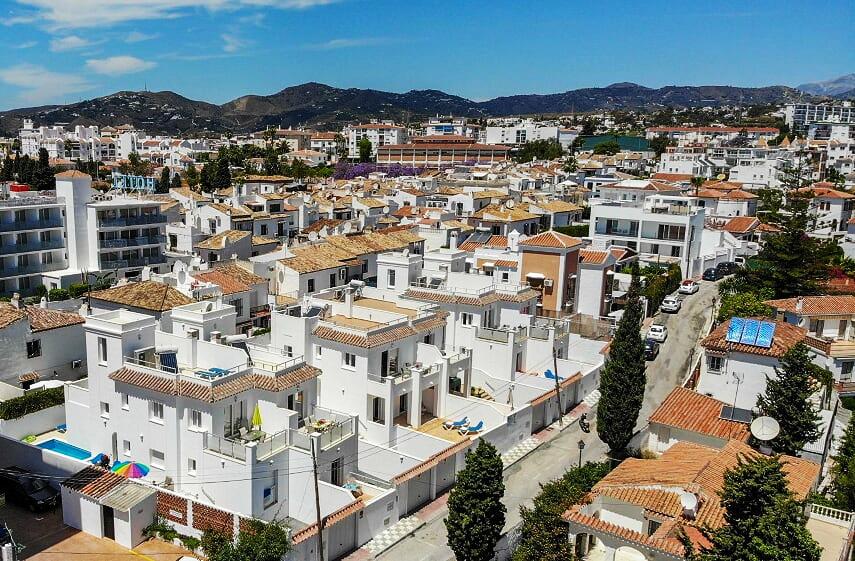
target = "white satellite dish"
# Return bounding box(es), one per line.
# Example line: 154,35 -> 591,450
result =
505,199 -> 515,209
177,270 -> 187,285
308,231 -> 318,241
680,492 -> 698,519
342,222 -> 352,234
750,416 -> 780,442
382,206 -> 390,215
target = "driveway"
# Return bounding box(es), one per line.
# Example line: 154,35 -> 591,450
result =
375,280 -> 719,561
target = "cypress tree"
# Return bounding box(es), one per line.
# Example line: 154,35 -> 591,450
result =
170,173 -> 182,190
596,273 -> 646,456
158,166 -> 170,194
701,455 -> 821,561
830,414 -> 855,510
756,342 -> 822,455
445,439 -> 506,561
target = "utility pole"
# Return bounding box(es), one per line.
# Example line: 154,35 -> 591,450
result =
553,348 -> 563,426
311,439 -> 325,561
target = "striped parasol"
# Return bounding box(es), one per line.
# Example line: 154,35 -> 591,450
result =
111,461 -> 150,478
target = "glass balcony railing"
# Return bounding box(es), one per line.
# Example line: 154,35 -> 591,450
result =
99,235 -> 166,249
98,214 -> 166,227
0,219 -> 64,232
0,239 -> 65,255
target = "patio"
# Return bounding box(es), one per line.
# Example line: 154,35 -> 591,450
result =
415,417 -> 470,443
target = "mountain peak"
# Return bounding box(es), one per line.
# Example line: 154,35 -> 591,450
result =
797,73 -> 855,97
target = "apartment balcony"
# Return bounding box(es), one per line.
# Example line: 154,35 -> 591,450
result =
367,362 -> 441,384
98,214 -> 167,228
204,429 -> 291,463
0,219 -> 64,233
100,254 -> 167,269
0,261 -> 66,277
99,235 -> 166,249
594,227 -> 638,238
250,304 -> 271,319
804,334 -> 855,358
290,406 -> 356,452
0,239 -> 65,255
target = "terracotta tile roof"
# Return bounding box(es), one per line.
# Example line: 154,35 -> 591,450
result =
355,197 -> 386,209
472,204 -> 538,222
303,218 -> 344,234
518,230 -> 583,249
193,264 -> 265,295
23,306 -> 85,333
195,230 -> 251,250
441,220 -> 474,232
208,203 -> 253,218
471,189 -> 510,200
63,466 -> 127,499
280,253 -> 345,274
458,239 -> 484,252
651,173 -> 694,181
402,288 -> 500,307
563,506 -> 686,556
252,236 -> 278,246
497,288 -> 539,303
649,387 -> 750,442
393,439 -> 473,484
534,200 -> 582,213
292,500 -> 365,544
721,216 -> 760,234
764,295 -> 855,316
701,317 -> 805,358
493,259 -> 518,268
796,186 -> 855,199
0,305 -> 27,330
54,170 -> 90,179
313,314 -> 446,348
530,372 -> 582,406
92,281 -> 193,312
579,249 -> 610,265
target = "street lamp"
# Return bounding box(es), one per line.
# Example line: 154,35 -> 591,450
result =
577,439 -> 585,468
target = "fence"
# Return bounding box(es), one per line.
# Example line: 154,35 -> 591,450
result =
205,433 -> 247,462
567,314 -> 615,341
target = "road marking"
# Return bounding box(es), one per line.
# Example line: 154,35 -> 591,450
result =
129,548 -> 157,561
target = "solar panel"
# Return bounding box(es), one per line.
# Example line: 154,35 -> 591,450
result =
755,321 -> 776,348
739,319 -> 761,345
719,406 -> 753,424
726,317 -> 747,343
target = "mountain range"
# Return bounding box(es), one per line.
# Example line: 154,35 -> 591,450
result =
797,74 -> 855,98
0,80 -> 844,136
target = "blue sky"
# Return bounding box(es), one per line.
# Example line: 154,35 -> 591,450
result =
0,0 -> 853,110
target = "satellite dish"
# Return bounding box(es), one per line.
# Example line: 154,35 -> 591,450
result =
751,416 -> 780,442
505,199 -> 515,208
342,222 -> 352,234
680,492 -> 698,511
177,270 -> 187,285
716,173 -> 726,180
382,206 -> 390,215
308,231 -> 318,241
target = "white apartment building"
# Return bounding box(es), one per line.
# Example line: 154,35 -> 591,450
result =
785,102 -> 855,134
345,123 -> 408,158
423,117 -> 478,138
588,196 -> 705,277
485,120 -> 559,147
656,146 -> 720,178
18,119 -> 146,162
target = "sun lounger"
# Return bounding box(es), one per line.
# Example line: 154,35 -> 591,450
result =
443,417 -> 468,430
458,420 -> 484,435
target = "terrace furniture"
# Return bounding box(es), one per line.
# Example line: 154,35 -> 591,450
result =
459,420 -> 484,436
443,417 -> 468,430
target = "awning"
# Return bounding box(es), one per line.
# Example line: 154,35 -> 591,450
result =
99,481 -> 155,512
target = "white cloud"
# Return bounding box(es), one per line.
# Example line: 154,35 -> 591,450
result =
0,63 -> 93,104
125,31 -> 158,43
221,33 -> 248,53
49,34 -> 95,51
10,0 -> 342,29
85,55 -> 156,75
13,40 -> 38,49
304,37 -> 391,51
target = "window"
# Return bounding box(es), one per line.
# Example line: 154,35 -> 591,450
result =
388,269 -> 396,287
190,409 -> 203,429
263,470 -> 278,508
100,402 -> 110,418
647,519 -> 662,536
188,458 -> 197,476
810,319 -> 825,336
260,224 -> 268,236
150,449 -> 165,469
97,337 -> 108,364
284,345 -> 293,358
229,298 -> 244,317
330,273 -> 336,287
843,361 -> 854,381
123,440 -> 131,456
307,278 -> 315,293
315,345 -> 323,357
461,312 -> 473,326
26,339 -> 41,359
339,268 -> 346,280
707,356 -> 724,373
150,401 -> 164,423
343,352 -> 356,368
121,393 -> 129,410
501,272 -> 509,282
371,396 -> 385,424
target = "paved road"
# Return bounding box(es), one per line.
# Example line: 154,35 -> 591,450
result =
375,280 -> 719,561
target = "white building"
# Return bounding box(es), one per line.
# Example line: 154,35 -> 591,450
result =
485,120 -> 559,147
785,101 -> 855,134
345,123 -> 408,158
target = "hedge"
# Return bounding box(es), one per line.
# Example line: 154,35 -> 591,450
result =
0,387 -> 65,420
48,288 -> 70,301
553,225 -> 589,238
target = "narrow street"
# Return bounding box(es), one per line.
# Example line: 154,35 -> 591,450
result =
375,281 -> 719,561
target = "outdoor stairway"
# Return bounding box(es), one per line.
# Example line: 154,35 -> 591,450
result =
470,386 -> 494,401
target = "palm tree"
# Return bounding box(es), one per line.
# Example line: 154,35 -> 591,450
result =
690,175 -> 705,197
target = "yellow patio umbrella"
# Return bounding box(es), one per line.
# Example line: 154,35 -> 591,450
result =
251,403 -> 263,430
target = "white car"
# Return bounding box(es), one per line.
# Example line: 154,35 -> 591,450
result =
678,280 -> 699,295
647,324 -> 668,342
660,296 -> 682,313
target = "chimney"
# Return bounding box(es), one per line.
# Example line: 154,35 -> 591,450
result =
210,331 -> 222,344
10,293 -> 22,309
449,231 -> 458,250
508,230 -> 521,253
40,297 -> 48,309
345,287 -> 354,318
796,296 -> 804,312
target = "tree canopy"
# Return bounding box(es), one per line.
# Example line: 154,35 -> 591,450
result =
358,137 -> 373,163
445,439 -> 506,561
592,140 -> 620,155
830,413 -> 855,511
201,519 -> 291,561
596,274 -> 646,456
514,139 -> 564,163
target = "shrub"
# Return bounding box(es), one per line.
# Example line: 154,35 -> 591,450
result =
179,534 -> 201,551
0,387 -> 65,420
143,517 -> 172,539
33,285 -> 47,298
48,288 -> 70,301
68,283 -> 89,299
200,528 -> 231,559
553,225 -> 589,238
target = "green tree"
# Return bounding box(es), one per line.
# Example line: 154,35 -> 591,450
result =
830,414 -> 855,510
690,175 -> 705,197
514,139 -> 565,163
170,173 -> 182,190
649,135 -> 674,157
596,274 -> 646,456
119,152 -> 152,176
201,519 -> 291,561
700,455 -> 821,561
445,439 -> 506,561
592,140 -> 620,155
513,462 -> 611,561
755,342 -> 823,455
716,289 -> 774,322
32,147 -> 56,191
212,155 -> 232,190
185,165 -> 199,188
199,163 -> 213,192
158,166 -> 170,194
358,137 -> 373,163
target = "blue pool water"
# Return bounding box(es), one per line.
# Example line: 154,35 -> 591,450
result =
38,439 -> 91,460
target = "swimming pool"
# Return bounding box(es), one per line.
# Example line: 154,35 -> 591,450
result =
38,439 -> 91,461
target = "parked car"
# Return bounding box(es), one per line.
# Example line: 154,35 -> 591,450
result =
660,296 -> 682,313
678,280 -> 699,295
716,261 -> 738,275
0,466 -> 59,511
647,324 -> 668,343
703,267 -> 723,281
644,339 -> 660,361
734,256 -> 746,266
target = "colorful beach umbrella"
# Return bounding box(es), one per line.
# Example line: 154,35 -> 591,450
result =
111,461 -> 150,478
251,403 -> 263,429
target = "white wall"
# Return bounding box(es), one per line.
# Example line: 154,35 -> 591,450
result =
0,404 -> 64,439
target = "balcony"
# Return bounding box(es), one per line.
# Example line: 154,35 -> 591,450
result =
204,429 -> 292,463
99,235 -> 166,249
290,406 -> 356,452
0,261 -> 66,277
100,254 -> 167,269
250,304 -> 271,318
367,362 -> 441,384
0,219 -> 64,233
594,226 -> 638,237
0,239 -> 65,255
98,214 -> 167,227
804,334 -> 855,358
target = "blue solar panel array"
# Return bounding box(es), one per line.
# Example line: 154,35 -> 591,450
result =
725,317 -> 776,348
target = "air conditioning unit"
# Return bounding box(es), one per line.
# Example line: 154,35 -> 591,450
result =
543,279 -> 554,288
71,359 -> 82,369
